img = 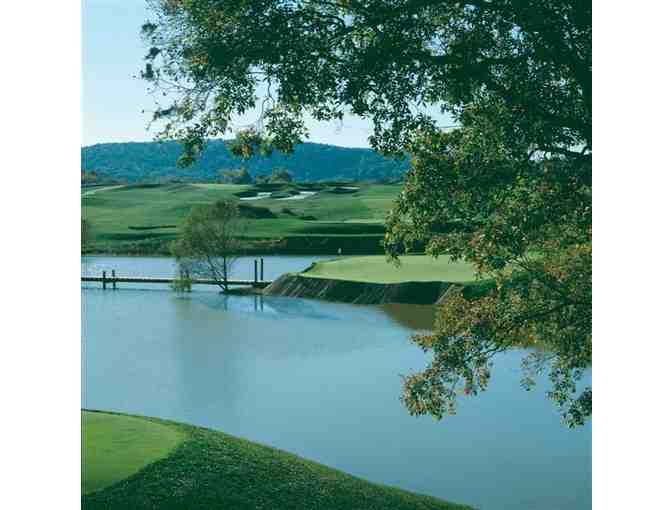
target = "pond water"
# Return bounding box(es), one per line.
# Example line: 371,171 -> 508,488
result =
82,256 -> 591,510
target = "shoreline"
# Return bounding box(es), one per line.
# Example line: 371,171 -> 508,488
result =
81,254 -> 492,306
263,273 -> 492,305
82,409 -> 471,510
82,233 -> 388,258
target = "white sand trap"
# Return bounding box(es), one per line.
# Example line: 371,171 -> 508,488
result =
277,191 -> 317,200
81,185 -> 125,197
240,192 -> 272,201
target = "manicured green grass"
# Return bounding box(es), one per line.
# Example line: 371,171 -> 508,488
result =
82,182 -> 402,253
82,410 -> 472,510
82,183 -> 246,246
302,255 -> 480,283
82,411 -> 186,494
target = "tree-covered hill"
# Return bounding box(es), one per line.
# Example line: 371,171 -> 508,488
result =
81,140 -> 408,183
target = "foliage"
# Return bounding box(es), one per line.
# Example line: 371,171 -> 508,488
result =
141,1 -> 588,155
379,5 -> 591,426
142,0 -> 591,425
219,167 -> 252,184
171,266 -> 193,293
81,218 -> 92,251
229,128 -> 274,160
81,170 -> 98,184
171,200 -> 244,292
268,167 -> 293,183
254,167 -> 293,184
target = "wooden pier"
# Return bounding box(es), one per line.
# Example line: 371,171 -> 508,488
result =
82,259 -> 271,289
81,274 -> 271,289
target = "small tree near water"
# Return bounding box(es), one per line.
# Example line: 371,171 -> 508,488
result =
81,218 -> 92,252
171,200 -> 244,292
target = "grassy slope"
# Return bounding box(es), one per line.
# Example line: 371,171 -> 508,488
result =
82,411 -> 186,494
82,183 -> 401,252
302,255 -> 479,283
82,410 -> 472,510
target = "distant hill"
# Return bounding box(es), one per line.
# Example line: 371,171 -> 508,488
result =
81,140 -> 409,183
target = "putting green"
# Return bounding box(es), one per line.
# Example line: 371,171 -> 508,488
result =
82,411 -> 186,494
302,255 -> 479,283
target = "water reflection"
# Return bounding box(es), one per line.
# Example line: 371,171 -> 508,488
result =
379,303 -> 437,331
191,292 -> 340,322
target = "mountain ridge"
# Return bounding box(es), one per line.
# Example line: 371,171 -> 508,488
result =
81,139 -> 408,183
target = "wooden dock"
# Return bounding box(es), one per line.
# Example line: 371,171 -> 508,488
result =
82,258 -> 271,289
82,275 -> 271,288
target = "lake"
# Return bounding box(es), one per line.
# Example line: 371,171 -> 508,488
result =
82,255 -> 591,510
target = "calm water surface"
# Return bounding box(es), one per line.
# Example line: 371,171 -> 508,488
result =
82,256 -> 591,510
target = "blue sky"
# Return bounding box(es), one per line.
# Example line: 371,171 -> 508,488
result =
82,1 -> 154,146
82,0 -> 449,148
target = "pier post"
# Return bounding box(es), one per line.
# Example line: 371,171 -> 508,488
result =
112,270 -> 117,290
102,270 -> 107,290
254,259 -> 258,284
260,257 -> 264,281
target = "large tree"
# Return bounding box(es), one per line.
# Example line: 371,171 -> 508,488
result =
142,0 -> 591,426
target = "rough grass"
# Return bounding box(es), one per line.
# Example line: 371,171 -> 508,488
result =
82,410 -> 472,510
82,182 -> 402,253
82,411 -> 186,495
302,255 -> 480,283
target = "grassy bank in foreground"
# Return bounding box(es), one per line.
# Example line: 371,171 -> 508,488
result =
82,410 -> 471,510
301,255 -> 480,284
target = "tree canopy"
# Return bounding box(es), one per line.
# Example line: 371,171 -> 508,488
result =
220,167 -> 253,184
142,0 -> 591,426
268,167 -> 293,183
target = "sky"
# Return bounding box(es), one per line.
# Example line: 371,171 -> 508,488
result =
82,0 -> 449,149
